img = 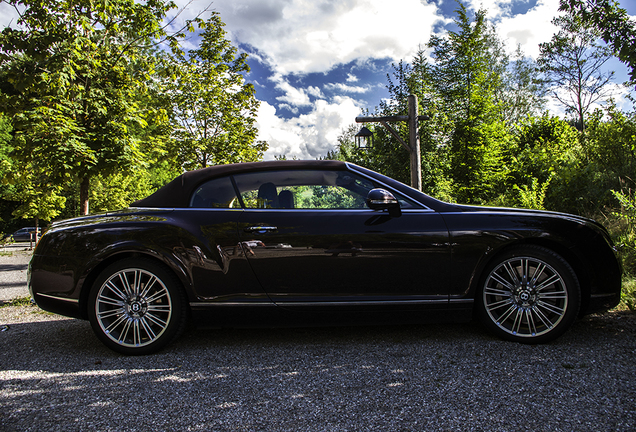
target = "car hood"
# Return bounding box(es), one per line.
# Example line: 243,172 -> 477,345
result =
451,204 -> 610,234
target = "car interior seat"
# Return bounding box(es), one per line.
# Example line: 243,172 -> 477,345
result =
278,190 -> 295,209
257,182 -> 279,208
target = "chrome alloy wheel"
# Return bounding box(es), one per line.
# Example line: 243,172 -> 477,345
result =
483,256 -> 569,338
95,268 -> 173,348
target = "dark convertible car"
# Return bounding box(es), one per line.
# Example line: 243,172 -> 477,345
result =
29,160 -> 621,354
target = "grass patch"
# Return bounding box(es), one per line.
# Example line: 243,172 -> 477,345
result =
1,296 -> 34,308
620,276 -> 636,311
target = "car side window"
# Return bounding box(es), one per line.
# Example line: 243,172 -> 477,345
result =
190,176 -> 240,208
233,170 -> 401,210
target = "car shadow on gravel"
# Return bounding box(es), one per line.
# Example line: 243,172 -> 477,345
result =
2,309 -> 636,431
1,309 -> 635,366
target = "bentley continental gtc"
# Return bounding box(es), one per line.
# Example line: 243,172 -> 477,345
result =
28,160 -> 621,354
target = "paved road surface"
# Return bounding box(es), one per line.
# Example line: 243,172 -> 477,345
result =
0,243 -> 32,302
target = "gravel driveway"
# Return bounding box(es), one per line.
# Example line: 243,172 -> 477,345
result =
1,248 -> 636,431
0,244 -> 32,302
1,304 -> 635,431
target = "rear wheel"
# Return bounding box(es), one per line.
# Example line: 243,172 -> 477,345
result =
477,246 -> 580,344
88,258 -> 187,355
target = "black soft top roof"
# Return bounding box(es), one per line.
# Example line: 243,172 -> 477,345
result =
132,160 -> 348,208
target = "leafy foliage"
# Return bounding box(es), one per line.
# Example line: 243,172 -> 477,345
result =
166,12 -> 267,170
0,1 -> 267,226
560,0 -> 636,85
0,0 -> 177,214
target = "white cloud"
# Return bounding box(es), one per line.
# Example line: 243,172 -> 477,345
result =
214,0 -> 445,75
0,2 -> 22,28
491,0 -> 561,58
307,86 -> 324,98
257,97 -> 363,160
464,0 -> 510,19
271,74 -> 312,107
325,83 -> 370,94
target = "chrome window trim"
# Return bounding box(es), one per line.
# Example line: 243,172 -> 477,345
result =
240,208 -> 436,214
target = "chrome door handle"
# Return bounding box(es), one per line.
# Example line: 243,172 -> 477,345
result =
244,226 -> 278,233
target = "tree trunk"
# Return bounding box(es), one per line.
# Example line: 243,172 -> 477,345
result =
80,177 -> 90,216
33,216 -> 39,248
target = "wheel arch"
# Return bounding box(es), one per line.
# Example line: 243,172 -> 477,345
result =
78,250 -> 192,320
470,238 -> 590,315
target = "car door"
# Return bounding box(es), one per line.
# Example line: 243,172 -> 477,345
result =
233,168 -> 451,309
184,175 -> 270,302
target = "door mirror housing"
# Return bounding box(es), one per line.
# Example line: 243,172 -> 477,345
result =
366,188 -> 401,217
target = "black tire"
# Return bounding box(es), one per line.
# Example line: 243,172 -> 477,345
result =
88,258 -> 187,355
476,245 -> 580,344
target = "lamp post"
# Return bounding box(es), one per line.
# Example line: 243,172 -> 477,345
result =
354,126 -> 373,149
355,94 -> 427,191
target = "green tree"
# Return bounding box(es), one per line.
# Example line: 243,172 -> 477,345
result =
585,102 -> 636,191
538,11 -> 615,133
0,114 -> 15,228
5,174 -> 66,232
427,4 -> 509,203
166,13 -> 267,170
503,114 -> 581,212
0,0 -> 177,215
89,171 -> 153,213
500,46 -> 546,127
560,0 -> 636,85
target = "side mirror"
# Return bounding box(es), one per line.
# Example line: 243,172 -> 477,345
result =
366,188 -> 401,217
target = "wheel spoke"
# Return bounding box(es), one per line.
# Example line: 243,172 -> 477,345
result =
538,291 -> 567,300
503,262 -> 521,285
484,286 -> 512,297
97,295 -> 125,308
525,309 -> 537,336
145,290 -> 168,305
533,305 -> 555,330
511,308 -> 524,334
489,272 -> 515,291
485,297 -> 513,311
497,304 -> 518,324
119,273 -> 134,298
536,300 -> 565,316
105,313 -> 128,334
139,317 -> 158,340
119,318 -> 133,344
139,275 -> 158,299
133,270 -> 142,297
144,311 -> 168,328
105,281 -> 128,301
535,274 -> 560,292
529,263 -> 546,285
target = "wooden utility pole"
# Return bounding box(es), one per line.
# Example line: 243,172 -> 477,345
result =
355,94 -> 427,191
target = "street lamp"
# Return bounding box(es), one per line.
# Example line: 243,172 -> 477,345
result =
355,94 -> 428,191
354,126 -> 373,149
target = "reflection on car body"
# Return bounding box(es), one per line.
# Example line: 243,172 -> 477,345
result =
28,160 -> 622,355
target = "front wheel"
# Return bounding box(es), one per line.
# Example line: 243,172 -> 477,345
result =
477,246 -> 580,344
88,258 -> 187,355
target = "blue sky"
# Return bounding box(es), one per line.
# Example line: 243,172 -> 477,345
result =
1,0 -> 635,160
198,0 -> 636,160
